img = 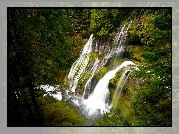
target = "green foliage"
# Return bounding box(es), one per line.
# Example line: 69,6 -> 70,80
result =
63,72 -> 70,88
94,56 -> 171,126
128,45 -> 145,63
90,9 -> 131,36
128,9 -> 171,64
64,9 -> 172,127
42,101 -> 85,126
91,9 -> 135,36
8,8 -> 88,126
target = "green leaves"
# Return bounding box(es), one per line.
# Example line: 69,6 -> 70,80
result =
90,9 -> 123,36
94,9 -> 171,126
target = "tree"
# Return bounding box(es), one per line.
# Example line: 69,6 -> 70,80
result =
8,8 -> 75,126
90,9 -> 132,37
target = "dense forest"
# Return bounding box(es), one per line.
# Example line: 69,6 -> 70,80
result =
8,8 -> 171,126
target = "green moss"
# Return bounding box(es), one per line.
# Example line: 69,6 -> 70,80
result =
79,87 -> 84,95
77,71 -> 91,95
109,67 -> 125,86
108,83 -> 116,102
63,72 -> 69,88
42,101 -> 85,126
128,45 -> 145,63
93,66 -> 108,80
88,52 -> 97,67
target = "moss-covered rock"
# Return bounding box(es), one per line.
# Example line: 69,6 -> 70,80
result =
42,101 -> 85,126
93,66 -> 108,80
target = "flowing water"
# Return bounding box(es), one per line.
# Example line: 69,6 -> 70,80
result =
68,34 -> 94,92
83,57 -> 99,98
39,21 -> 138,122
82,61 -> 137,119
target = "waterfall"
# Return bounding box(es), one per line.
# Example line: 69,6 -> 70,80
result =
81,22 -> 132,99
82,61 -> 137,118
38,21 -> 137,121
83,57 -> 99,98
68,34 -> 94,92
110,66 -> 133,109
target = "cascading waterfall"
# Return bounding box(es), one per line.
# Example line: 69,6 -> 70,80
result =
65,21 -> 136,119
81,22 -> 132,99
110,66 -> 135,109
82,61 -> 137,119
114,21 -> 132,58
83,57 -> 99,98
68,34 -> 94,92
39,21 -> 138,121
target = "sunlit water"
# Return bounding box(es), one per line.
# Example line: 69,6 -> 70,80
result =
39,61 -> 137,121
38,22 -> 139,120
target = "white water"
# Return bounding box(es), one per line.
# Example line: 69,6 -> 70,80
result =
68,34 -> 94,92
83,57 -> 99,98
81,22 -> 132,100
37,22 -> 137,120
110,66 -> 133,109
82,61 -> 137,117
51,92 -> 62,101
68,22 -> 132,94
64,22 -> 136,119
39,85 -> 62,101
37,61 -> 137,118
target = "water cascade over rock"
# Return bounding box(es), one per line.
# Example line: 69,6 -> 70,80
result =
82,61 -> 137,119
39,21 -> 137,121
110,65 -> 137,109
68,34 -> 94,92
82,21 -> 133,99
83,57 -> 99,98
